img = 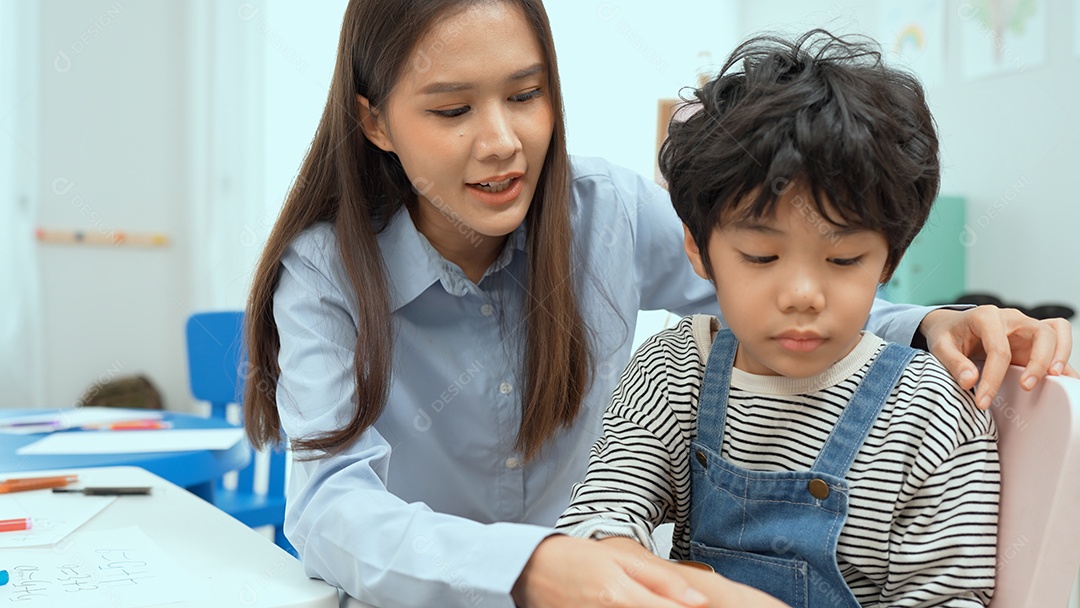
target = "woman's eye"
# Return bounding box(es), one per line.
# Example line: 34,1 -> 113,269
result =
829,257 -> 862,266
510,88 -> 543,103
429,106 -> 470,118
741,254 -> 777,265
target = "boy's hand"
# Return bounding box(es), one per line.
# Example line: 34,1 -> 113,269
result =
920,306 -> 1078,409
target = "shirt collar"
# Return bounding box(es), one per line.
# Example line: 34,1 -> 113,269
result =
378,207 -> 527,312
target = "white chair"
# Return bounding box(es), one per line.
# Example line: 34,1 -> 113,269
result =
989,366 -> 1080,607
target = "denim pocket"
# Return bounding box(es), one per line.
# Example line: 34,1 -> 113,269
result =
689,541 -> 808,608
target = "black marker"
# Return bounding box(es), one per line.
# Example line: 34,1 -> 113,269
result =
52,487 -> 152,496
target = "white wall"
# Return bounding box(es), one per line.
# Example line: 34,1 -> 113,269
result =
261,0 -> 348,228
0,1 -> 44,408
546,1 -> 740,179
35,0 -> 193,409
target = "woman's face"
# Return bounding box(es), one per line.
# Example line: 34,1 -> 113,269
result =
360,2 -> 554,263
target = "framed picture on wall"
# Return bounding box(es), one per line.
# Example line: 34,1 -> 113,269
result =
655,98 -> 680,187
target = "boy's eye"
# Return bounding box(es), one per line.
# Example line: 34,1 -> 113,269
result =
429,106 -> 470,118
741,254 -> 778,265
510,88 -> 544,103
828,257 -> 862,266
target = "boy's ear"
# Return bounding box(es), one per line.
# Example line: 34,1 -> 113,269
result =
357,95 -> 393,152
683,224 -> 709,280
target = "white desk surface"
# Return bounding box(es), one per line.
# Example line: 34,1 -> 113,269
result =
1,466 -> 338,608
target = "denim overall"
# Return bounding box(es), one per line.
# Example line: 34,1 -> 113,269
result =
688,330 -> 914,608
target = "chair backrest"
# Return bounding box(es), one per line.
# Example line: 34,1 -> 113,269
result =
185,310 -> 260,493
989,366 -> 1080,608
185,311 -> 247,419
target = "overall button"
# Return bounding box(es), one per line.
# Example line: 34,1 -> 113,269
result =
808,478 -> 830,500
694,450 -> 707,467
480,304 -> 494,317
499,382 -> 513,395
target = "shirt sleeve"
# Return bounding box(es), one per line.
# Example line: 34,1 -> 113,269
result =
879,386 -> 999,607
616,165 -> 719,317
866,300 -> 975,348
273,239 -> 553,608
555,330 -> 687,555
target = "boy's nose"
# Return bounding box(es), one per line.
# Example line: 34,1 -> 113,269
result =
779,272 -> 826,313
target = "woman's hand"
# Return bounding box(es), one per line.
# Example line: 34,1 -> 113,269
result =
660,562 -> 790,608
511,535 -> 790,608
919,305 -> 1078,409
511,535 -> 708,608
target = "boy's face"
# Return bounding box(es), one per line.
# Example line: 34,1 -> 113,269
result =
684,187 -> 890,378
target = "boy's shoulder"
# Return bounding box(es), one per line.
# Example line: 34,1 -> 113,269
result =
886,344 -> 997,441
626,313 -> 717,375
633,314 -> 717,364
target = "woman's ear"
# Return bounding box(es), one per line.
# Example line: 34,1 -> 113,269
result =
683,224 -> 709,280
357,95 -> 393,152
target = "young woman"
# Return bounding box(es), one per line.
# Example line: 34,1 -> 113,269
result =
242,1 -> 1075,606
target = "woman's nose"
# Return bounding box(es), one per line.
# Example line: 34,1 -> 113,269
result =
474,108 -> 521,160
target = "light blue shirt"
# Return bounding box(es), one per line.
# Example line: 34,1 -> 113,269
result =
273,156 -> 931,607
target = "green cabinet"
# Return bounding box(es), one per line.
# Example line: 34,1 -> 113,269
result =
882,196 -> 966,306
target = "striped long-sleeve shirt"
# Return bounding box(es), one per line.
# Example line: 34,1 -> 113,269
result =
556,314 -> 999,607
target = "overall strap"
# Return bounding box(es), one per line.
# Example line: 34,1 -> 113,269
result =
696,329 -> 738,454
812,342 -> 916,477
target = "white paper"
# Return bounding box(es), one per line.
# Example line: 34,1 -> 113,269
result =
0,488 -> 115,548
0,526 -> 211,607
16,428 -> 244,455
0,408 -> 164,435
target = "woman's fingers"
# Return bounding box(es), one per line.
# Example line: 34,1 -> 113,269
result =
921,306 -> 1077,409
513,535 -> 708,608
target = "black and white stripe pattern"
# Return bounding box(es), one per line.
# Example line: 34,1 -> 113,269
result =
557,315 -> 999,607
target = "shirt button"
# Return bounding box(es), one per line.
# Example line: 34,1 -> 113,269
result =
480,304 -> 494,316
505,457 -> 520,469
499,382 -> 513,395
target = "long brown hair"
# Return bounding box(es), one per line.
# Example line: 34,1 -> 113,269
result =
244,0 -> 590,462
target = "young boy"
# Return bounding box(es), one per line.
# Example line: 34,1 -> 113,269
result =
556,30 -> 999,607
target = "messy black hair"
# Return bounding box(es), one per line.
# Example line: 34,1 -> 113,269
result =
659,29 -> 940,281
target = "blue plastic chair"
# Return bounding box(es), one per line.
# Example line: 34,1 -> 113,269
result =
185,311 -> 293,555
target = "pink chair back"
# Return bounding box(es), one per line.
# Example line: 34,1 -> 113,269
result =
989,366 -> 1080,607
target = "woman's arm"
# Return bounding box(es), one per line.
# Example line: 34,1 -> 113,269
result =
275,242 -> 553,607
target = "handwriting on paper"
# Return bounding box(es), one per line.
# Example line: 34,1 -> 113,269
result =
0,527 -> 208,607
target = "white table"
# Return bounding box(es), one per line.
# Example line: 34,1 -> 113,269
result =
1,466 -> 338,608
